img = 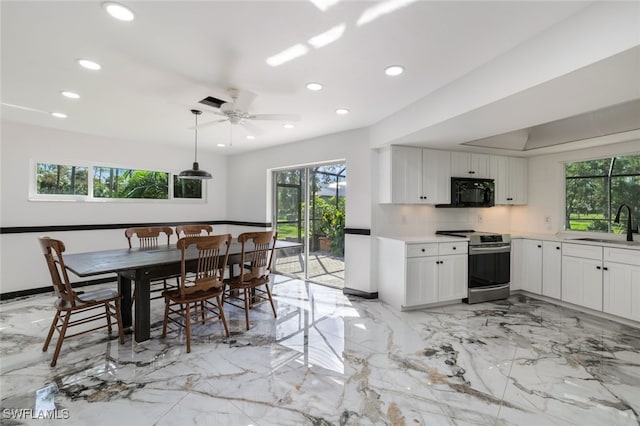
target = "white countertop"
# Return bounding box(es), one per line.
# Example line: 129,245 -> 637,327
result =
378,233 -> 640,250
377,235 -> 468,244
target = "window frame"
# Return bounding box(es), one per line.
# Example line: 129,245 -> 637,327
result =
564,153 -> 640,234
29,159 -> 206,203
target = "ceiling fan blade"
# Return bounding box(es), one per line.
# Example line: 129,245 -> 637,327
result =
189,118 -> 228,130
233,89 -> 257,112
247,114 -> 300,121
239,120 -> 263,135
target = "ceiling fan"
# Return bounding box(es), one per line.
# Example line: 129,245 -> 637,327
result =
195,88 -> 299,134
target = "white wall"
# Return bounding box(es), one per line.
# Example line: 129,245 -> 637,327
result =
511,139 -> 640,235
226,127 -> 374,293
0,121 -> 228,293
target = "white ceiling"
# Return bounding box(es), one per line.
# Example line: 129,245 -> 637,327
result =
1,1 -> 638,155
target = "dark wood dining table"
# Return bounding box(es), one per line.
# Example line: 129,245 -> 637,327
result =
62,239 -> 302,342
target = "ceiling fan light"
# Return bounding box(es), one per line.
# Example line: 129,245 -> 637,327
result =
336,108 -> 349,115
246,135 -> 256,140
283,123 -> 295,129
61,91 -> 80,99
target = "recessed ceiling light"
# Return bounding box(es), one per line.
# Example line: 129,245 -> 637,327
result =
283,124 -> 295,129
384,65 -> 404,76
306,82 -> 323,91
246,135 -> 256,140
60,91 -> 80,99
51,112 -> 67,118
77,59 -> 101,70
216,143 -> 226,147
336,108 -> 349,115
102,2 -> 135,21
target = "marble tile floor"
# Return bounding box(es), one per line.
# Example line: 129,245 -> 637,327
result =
1,275 -> 639,426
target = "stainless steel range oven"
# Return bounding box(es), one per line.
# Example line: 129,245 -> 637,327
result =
436,230 -> 511,304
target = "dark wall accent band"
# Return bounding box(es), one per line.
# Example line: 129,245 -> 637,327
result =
344,228 -> 371,236
342,287 -> 378,299
0,220 -> 272,234
1,277 -> 116,301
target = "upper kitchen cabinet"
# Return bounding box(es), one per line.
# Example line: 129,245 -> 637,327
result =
378,146 -> 451,204
451,152 -> 491,178
490,156 -> 528,205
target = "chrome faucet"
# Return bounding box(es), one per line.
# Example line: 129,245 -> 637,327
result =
614,203 -> 634,242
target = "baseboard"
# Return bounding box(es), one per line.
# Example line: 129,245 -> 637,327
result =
342,287 -> 378,299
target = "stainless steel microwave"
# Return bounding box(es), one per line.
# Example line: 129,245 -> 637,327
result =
437,177 -> 495,208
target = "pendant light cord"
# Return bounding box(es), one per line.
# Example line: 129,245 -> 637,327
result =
194,112 -> 199,162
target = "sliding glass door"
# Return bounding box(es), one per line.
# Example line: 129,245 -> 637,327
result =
273,163 -> 346,288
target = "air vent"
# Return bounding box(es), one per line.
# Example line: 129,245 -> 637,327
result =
199,96 -> 228,109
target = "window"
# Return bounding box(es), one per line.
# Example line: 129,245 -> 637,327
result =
32,161 -> 203,201
173,176 -> 202,199
565,154 -> 640,233
36,163 -> 89,195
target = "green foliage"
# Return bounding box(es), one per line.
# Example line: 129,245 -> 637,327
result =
173,176 -> 202,198
37,164 -> 88,195
93,167 -> 168,199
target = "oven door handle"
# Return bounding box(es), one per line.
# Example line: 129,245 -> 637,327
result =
469,245 -> 511,255
469,283 -> 510,293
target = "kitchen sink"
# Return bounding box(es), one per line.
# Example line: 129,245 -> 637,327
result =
574,237 -> 640,246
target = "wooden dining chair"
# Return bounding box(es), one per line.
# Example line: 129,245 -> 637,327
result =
39,237 -> 125,367
124,226 -> 177,299
223,231 -> 278,330
175,224 -> 213,238
162,234 -> 232,353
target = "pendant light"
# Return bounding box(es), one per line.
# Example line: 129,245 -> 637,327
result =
179,109 -> 212,179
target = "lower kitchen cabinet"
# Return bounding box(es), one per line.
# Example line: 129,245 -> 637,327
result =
561,244 -> 603,311
378,238 -> 468,310
521,240 -> 543,294
603,247 -> 640,322
542,241 -> 562,299
512,239 -> 561,297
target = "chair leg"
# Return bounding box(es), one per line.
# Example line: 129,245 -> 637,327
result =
185,302 -> 192,353
105,302 -> 113,334
43,311 -> 59,352
50,310 -> 71,367
201,301 -> 205,323
114,299 -> 125,345
265,283 -> 277,318
162,297 -> 169,337
217,295 -> 230,337
243,288 -> 250,330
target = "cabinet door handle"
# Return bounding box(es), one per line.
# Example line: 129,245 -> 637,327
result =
421,248 -> 425,252
507,197 -> 513,201
452,246 -> 457,250
603,267 -> 609,271
469,171 -> 475,174
537,245 -> 542,248
556,246 -> 560,250
596,266 -> 602,270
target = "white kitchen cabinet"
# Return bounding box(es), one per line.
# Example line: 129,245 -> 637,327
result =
451,152 -> 491,178
437,253 -> 468,301
521,240 -> 543,294
377,238 -> 468,310
542,241 -> 562,299
561,244 -> 603,311
603,247 -> 640,322
378,146 -> 451,204
490,155 -> 528,205
510,239 -> 523,291
406,256 -> 438,305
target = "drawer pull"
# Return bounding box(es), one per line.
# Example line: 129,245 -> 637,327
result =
452,247 -> 457,250
421,248 -> 425,252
